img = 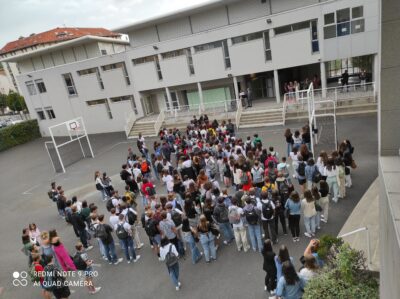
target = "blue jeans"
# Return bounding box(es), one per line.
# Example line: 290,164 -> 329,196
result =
287,142 -> 292,157
78,228 -> 88,248
183,233 -> 201,264
58,209 -> 65,217
199,232 -> 216,262
120,237 -> 137,261
247,224 -> 263,252
99,189 -> 107,200
304,215 -> 316,235
141,195 -> 148,207
219,222 -> 234,242
102,240 -> 118,263
97,239 -> 106,257
167,262 -> 180,287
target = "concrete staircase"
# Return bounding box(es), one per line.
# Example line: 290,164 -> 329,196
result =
128,121 -> 157,138
338,178 -> 380,271
239,108 -> 284,128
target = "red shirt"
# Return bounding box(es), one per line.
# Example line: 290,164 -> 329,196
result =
33,262 -> 44,284
242,172 -> 253,191
141,182 -> 154,196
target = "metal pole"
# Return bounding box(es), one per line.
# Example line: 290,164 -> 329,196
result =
366,227 -> 371,268
44,142 -> 56,172
50,130 -> 65,173
76,128 -> 86,158
80,117 -> 94,158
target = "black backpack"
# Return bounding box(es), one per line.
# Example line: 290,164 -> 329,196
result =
312,166 -> 321,183
171,210 -> 183,227
94,224 -> 107,240
216,205 -> 229,223
156,162 -> 164,173
223,165 -> 232,178
262,200 -> 274,220
127,210 -> 137,225
73,252 -> 87,270
106,199 -> 114,212
298,162 -> 306,176
144,219 -> 158,237
115,224 -> 129,239
279,181 -> 290,201
268,169 -> 278,183
244,207 -> 259,225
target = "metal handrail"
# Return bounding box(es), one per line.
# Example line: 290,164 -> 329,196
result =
338,226 -> 372,269
282,93 -> 287,125
235,98 -> 242,129
154,109 -> 165,134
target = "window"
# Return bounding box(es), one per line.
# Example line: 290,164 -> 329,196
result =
185,49 -> 195,75
324,13 -> 335,25
25,81 -> 37,95
324,25 -> 337,39
77,68 -> 97,76
222,40 -> 231,69
109,95 -> 132,103
311,20 -> 319,53
231,32 -> 263,45
131,96 -> 138,115
194,41 -> 222,52
351,19 -> 365,34
86,99 -> 106,106
101,49 -> 107,55
164,93 -> 171,110
337,8 -> 350,23
161,49 -> 185,59
155,56 -> 163,80
337,22 -> 350,37
62,73 -> 77,96
132,55 -> 156,65
352,6 -> 363,19
35,108 -> 45,120
35,79 -> 47,93
263,31 -> 272,61
274,21 -> 312,35
101,62 -> 130,85
45,108 -> 56,119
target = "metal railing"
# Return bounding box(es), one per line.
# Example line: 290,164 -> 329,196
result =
282,93 -> 288,125
338,226 -> 372,270
235,99 -> 242,129
154,109 -> 165,134
124,112 -> 136,138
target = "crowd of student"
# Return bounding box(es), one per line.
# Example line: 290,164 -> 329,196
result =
23,114 -> 355,299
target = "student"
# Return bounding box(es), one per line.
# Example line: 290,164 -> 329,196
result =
114,214 -> 141,264
197,215 -> 217,263
74,242 -> 102,295
262,239 -> 277,295
31,253 -> 51,299
285,191 -> 301,242
229,198 -> 250,252
213,197 -> 235,245
299,255 -> 319,283
319,181 -> 330,223
43,255 -> 71,299
243,196 -> 263,253
159,237 -> 181,291
49,230 -> 77,272
181,218 -> 202,264
95,171 -> 107,201
258,191 -> 277,244
95,214 -> 123,265
70,205 -> 93,251
274,245 -> 295,283
301,190 -> 317,238
324,158 -> 339,203
273,261 -> 305,299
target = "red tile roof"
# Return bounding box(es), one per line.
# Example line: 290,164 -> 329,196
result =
0,27 -> 120,55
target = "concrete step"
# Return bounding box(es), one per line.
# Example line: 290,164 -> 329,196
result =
240,114 -> 282,122
240,117 -> 283,124
240,122 -> 283,129
240,112 -> 282,120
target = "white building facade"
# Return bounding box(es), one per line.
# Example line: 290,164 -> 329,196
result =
1,0 -> 379,136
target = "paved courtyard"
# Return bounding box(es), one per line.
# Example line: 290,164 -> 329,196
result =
0,114 -> 377,299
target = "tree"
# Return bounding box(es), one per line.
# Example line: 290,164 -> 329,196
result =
0,93 -> 7,114
6,91 -> 26,112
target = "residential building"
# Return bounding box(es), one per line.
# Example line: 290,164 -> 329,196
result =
0,0 -> 379,136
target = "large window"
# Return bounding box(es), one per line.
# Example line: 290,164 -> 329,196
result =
25,81 -> 36,95
324,6 -> 364,39
222,40 -> 231,69
274,21 -> 311,35
161,49 -> 185,59
62,73 -> 77,96
326,55 -> 373,78
231,32 -> 263,45
185,49 -> 195,75
311,20 -> 319,53
194,41 -> 223,52
45,107 -> 56,119
35,108 -> 45,120
35,79 -> 46,93
132,55 -> 157,65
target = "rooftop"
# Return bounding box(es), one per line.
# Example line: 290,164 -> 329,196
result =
0,27 -> 120,55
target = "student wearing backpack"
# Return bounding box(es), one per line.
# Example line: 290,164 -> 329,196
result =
159,237 -> 181,291
271,190 -> 287,236
305,158 -> 319,190
296,156 -> 306,194
213,197 -> 235,245
74,242 -> 102,295
243,196 -> 263,253
229,198 -> 250,252
114,214 -> 141,264
95,214 -> 123,265
120,204 -> 144,250
251,160 -> 265,189
70,206 -> 93,252
258,191 -> 278,244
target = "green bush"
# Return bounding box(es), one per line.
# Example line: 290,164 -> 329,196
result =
303,243 -> 379,299
0,120 -> 41,152
317,234 -> 343,261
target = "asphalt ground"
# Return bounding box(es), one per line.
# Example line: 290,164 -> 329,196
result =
0,114 -> 377,299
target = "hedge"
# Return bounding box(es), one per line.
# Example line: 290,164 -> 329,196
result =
0,119 -> 41,152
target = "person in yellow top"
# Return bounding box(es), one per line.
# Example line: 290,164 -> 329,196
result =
124,185 -> 138,209
261,177 -> 276,194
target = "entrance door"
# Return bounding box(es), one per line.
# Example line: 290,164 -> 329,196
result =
170,91 -> 180,109
266,78 -> 275,98
141,96 -> 154,115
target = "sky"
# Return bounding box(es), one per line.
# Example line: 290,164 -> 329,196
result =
0,0 -> 211,48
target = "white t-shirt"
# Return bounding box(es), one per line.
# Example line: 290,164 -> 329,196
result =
109,215 -> 119,228
114,221 -> 132,237
132,168 -> 141,180
324,167 -> 338,178
183,179 -> 195,190
182,159 -> 192,168
299,268 -> 316,282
